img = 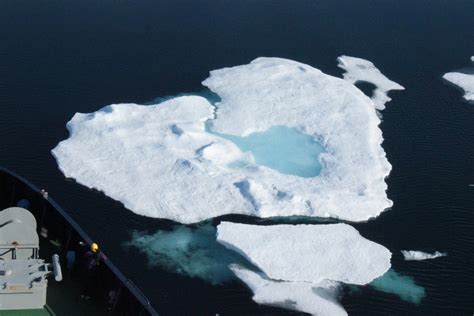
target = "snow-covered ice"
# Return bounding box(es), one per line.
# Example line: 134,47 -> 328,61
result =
52,97 -> 253,223
231,265 -> 347,316
217,222 -> 391,315
53,57 -> 400,223
401,250 -> 446,261
443,57 -> 474,102
217,222 -> 391,285
443,72 -> 474,101
337,55 -> 405,110
206,57 -> 398,221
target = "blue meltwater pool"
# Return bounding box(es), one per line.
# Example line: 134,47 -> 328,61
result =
215,126 -> 324,178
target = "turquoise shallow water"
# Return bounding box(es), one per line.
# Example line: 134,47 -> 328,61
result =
370,269 -> 426,304
150,91 -> 326,178
215,126 -> 324,178
125,223 -> 253,285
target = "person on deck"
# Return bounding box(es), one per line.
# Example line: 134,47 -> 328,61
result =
81,242 -> 107,300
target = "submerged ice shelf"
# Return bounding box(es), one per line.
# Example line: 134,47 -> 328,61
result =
370,269 -> 426,304
124,224 -> 250,284
53,56 -> 403,223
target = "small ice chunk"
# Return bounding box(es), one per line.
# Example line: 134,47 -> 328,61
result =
401,250 -> 447,261
443,57 -> 474,102
231,265 -> 347,316
337,55 -> 405,110
217,222 -> 391,285
443,72 -> 474,101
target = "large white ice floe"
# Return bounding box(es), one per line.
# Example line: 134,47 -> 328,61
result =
53,56 -> 400,223
52,97 -> 254,223
217,222 -> 392,285
443,56 -> 474,102
401,250 -> 446,261
337,55 -> 405,110
204,57 -> 395,221
231,265 -> 348,316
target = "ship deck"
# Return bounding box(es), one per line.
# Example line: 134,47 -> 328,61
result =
0,209 -> 111,316
0,167 -> 157,315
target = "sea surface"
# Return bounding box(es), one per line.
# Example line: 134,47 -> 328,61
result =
1,0 -> 474,314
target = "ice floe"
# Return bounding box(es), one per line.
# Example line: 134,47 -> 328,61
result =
231,265 -> 347,316
203,57 -> 394,221
401,250 -> 446,261
53,57 -> 400,223
443,56 -> 474,102
337,55 -> 405,110
217,222 -> 391,315
217,222 -> 392,285
53,97 -> 253,223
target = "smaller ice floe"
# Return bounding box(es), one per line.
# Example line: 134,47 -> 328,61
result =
443,57 -> 474,102
401,250 -> 446,261
231,265 -> 347,316
217,222 -> 392,285
370,269 -> 426,304
218,222 -> 391,315
337,55 -> 405,110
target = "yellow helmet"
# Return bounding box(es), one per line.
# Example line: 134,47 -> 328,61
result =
90,242 -> 99,253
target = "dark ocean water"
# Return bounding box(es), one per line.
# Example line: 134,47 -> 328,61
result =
1,0 -> 474,315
